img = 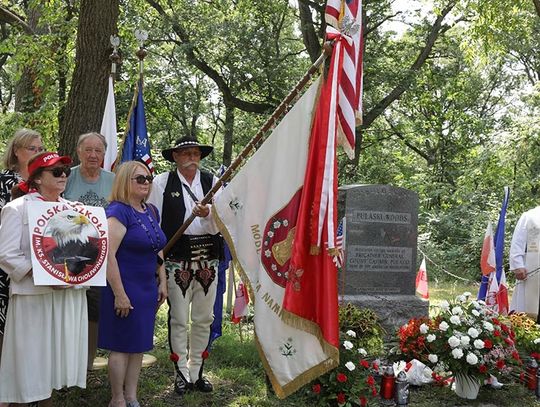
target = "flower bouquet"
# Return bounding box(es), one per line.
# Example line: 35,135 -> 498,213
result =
308,305 -> 385,406
310,330 -> 379,406
398,292 -> 522,399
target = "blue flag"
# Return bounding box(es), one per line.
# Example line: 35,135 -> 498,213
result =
478,187 -> 510,300
119,80 -> 154,172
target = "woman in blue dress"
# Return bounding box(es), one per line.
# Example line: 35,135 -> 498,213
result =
98,161 -> 167,407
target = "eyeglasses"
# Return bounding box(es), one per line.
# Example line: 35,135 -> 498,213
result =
25,146 -> 45,153
131,175 -> 153,184
43,166 -> 71,177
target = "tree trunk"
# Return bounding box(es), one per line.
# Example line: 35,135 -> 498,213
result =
222,103 -> 234,166
14,3 -> 43,113
57,0 -> 119,160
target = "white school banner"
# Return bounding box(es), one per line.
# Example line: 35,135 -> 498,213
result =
28,201 -> 108,286
213,79 -> 337,398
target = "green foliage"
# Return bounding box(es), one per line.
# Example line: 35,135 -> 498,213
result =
338,303 -> 385,354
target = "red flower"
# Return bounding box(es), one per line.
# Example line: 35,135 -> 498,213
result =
372,362 -> 379,371
337,392 -> 346,404
494,330 -> 501,337
496,359 -> 505,370
492,318 -> 500,325
360,359 -> 370,368
505,337 -> 514,346
501,324 -> 509,333
483,339 -> 493,349
312,384 -> 321,394
372,387 -> 378,396
478,364 -> 487,373
337,373 -> 348,383
201,350 -> 209,360
169,353 -> 180,363
359,396 -> 368,406
366,375 -> 375,386
532,352 -> 540,360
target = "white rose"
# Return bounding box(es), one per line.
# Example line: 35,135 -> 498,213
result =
427,334 -> 436,343
440,300 -> 450,311
477,300 -> 486,305
450,315 -> 461,325
346,330 -> 356,338
343,341 -> 353,350
448,336 -> 461,348
472,309 -> 480,317
483,321 -> 494,332
474,339 -> 485,349
463,291 -> 472,298
467,328 -> 479,338
423,366 -> 433,378
420,323 -> 429,334
456,295 -> 466,303
460,336 -> 470,347
466,352 -> 478,365
428,354 -> 438,363
452,306 -> 463,315
439,321 -> 449,331
345,361 -> 356,371
534,338 -> 540,345
358,348 -> 367,356
452,348 -> 464,359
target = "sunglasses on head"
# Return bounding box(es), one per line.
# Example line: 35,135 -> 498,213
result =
131,175 -> 153,184
43,165 -> 71,177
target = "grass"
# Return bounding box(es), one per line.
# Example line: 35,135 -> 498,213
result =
52,281 -> 536,406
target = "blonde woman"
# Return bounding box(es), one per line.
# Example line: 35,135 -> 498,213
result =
0,128 -> 43,363
98,161 -> 167,407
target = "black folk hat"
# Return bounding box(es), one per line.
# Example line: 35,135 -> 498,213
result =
161,136 -> 214,162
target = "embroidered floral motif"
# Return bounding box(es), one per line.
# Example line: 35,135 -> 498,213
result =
279,337 -> 297,358
174,267 -> 194,297
195,265 -> 216,295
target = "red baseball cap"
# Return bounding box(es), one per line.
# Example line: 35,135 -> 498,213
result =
28,152 -> 72,177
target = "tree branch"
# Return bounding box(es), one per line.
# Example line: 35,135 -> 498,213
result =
361,1 -> 458,129
0,5 -> 33,34
146,0 -> 274,114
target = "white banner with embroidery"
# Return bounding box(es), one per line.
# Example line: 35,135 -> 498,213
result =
29,201 -> 108,286
213,79 -> 336,398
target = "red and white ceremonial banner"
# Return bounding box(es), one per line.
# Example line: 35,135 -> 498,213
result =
480,221 -> 496,276
214,80 -> 338,398
28,201 -> 108,286
325,0 -> 364,159
415,257 -> 429,300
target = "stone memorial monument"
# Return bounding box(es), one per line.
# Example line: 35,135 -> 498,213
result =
337,184 -> 428,335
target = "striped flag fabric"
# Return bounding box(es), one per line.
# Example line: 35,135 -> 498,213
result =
324,0 -> 364,159
100,76 -> 117,171
478,187 -> 510,316
117,79 -> 154,172
333,217 -> 345,268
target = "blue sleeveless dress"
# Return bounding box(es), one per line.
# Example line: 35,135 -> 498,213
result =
98,201 -> 166,352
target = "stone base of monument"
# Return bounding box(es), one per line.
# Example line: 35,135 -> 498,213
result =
341,294 -> 429,337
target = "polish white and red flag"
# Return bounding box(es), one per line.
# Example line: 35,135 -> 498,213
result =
325,0 -> 364,159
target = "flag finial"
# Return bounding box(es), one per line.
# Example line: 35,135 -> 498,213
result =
109,35 -> 121,75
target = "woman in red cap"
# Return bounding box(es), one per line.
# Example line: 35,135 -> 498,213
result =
0,152 -> 88,406
0,128 -> 43,366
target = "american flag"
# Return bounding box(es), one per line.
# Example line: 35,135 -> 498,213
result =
333,217 -> 346,268
324,0 -> 364,159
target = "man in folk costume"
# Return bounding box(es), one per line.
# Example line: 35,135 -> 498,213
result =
148,136 -> 220,396
509,207 -> 540,321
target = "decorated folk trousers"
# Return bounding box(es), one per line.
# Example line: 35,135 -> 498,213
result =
166,259 -> 218,383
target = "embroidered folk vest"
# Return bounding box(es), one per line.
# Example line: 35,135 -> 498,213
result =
162,170 -> 220,261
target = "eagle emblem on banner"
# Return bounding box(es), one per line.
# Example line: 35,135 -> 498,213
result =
260,189 -> 301,287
